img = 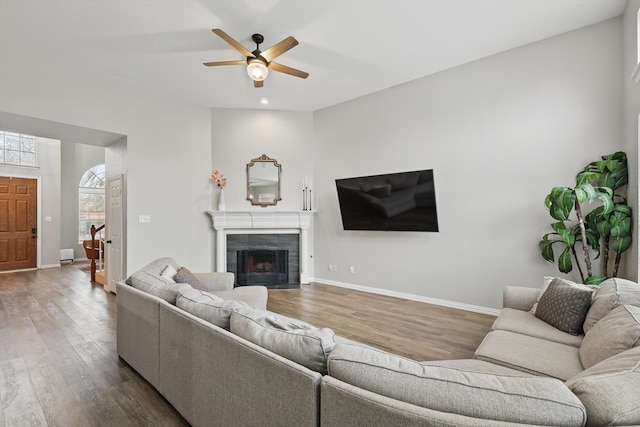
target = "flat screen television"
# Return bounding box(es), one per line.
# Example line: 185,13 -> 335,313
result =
335,169 -> 439,232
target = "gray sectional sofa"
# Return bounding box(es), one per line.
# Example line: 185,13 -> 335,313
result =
117,259 -> 640,427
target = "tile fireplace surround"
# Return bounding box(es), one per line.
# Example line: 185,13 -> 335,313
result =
206,211 -> 314,284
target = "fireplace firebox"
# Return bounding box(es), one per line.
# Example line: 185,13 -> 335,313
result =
237,249 -> 289,286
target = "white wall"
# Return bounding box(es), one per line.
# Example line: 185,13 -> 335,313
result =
623,0 -> 640,281
0,48 -> 214,274
313,18 -> 625,310
211,109 -> 314,211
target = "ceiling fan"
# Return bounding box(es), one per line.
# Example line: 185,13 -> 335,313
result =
204,29 -> 309,88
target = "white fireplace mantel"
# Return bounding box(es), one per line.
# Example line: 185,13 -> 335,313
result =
206,211 -> 314,284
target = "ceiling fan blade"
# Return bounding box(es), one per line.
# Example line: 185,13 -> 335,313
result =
268,62 -> 309,79
212,29 -> 253,58
203,60 -> 246,67
254,80 -> 264,88
260,36 -> 298,62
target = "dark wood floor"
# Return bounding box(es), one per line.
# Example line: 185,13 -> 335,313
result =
0,263 -> 495,426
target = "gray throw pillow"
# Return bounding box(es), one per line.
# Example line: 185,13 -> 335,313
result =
534,278 -> 594,335
579,305 -> 640,369
173,266 -> 205,290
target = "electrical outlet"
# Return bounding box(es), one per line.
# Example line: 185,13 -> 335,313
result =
349,266 -> 355,274
333,264 -> 338,272
328,264 -> 333,271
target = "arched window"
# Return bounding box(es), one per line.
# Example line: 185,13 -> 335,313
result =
78,164 -> 105,242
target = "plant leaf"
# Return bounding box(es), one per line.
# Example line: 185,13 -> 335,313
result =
548,187 -> 575,221
559,228 -> 576,247
539,238 -> 556,263
610,217 -> 631,238
585,276 -> 607,286
558,247 -> 573,273
613,235 -> 632,253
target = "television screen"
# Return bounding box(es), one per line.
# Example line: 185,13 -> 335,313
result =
335,169 -> 439,232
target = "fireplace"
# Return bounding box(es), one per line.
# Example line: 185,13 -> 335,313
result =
207,211 -> 314,284
227,233 -> 300,289
237,249 -> 288,286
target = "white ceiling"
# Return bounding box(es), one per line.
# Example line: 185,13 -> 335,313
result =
0,0 -> 628,113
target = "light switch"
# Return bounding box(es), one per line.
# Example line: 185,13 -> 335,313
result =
44,216 -> 52,222
138,215 -> 151,223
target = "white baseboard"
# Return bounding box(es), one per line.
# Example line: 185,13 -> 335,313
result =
41,263 -> 61,269
311,278 -> 500,316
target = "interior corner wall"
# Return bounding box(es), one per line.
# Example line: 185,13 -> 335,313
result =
60,142 -> 105,260
0,53 -> 213,274
312,18 -> 625,310
623,0 -> 640,282
0,137 -> 61,267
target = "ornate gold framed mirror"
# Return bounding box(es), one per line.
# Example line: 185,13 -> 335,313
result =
246,154 -> 281,207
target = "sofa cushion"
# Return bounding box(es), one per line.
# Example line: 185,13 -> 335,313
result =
534,278 -> 594,335
420,358 -> 535,376
579,305 -> 640,369
583,278 -> 640,333
566,346 -> 640,427
127,257 -> 192,304
474,330 -> 583,380
176,287 -> 247,330
211,286 -> 268,310
173,266 -> 205,290
328,342 -> 587,426
230,305 -> 336,374
160,264 -> 177,282
493,308 -> 583,348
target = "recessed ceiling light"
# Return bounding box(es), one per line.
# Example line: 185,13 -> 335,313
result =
260,98 -> 269,105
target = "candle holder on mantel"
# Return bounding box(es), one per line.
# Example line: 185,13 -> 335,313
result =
302,177 -> 312,211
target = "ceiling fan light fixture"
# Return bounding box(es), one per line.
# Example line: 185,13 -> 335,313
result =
247,58 -> 268,81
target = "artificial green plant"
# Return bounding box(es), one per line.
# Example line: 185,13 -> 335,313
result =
539,152 -> 632,285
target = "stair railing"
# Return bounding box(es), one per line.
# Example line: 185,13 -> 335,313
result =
90,224 -> 106,282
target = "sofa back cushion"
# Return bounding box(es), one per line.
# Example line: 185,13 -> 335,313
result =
127,257 -> 192,304
579,305 -> 640,369
566,346 -> 640,427
534,278 -> 594,335
583,278 -> 640,334
327,342 -> 586,426
176,287 -> 247,330
230,306 -> 336,374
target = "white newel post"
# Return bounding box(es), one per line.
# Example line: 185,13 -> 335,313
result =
206,211 -> 315,284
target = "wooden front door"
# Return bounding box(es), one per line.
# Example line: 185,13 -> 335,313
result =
0,176 -> 37,271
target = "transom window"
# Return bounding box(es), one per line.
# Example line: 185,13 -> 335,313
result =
79,164 -> 105,242
0,131 -> 37,167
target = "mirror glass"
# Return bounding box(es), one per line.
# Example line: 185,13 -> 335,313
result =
247,154 -> 281,207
